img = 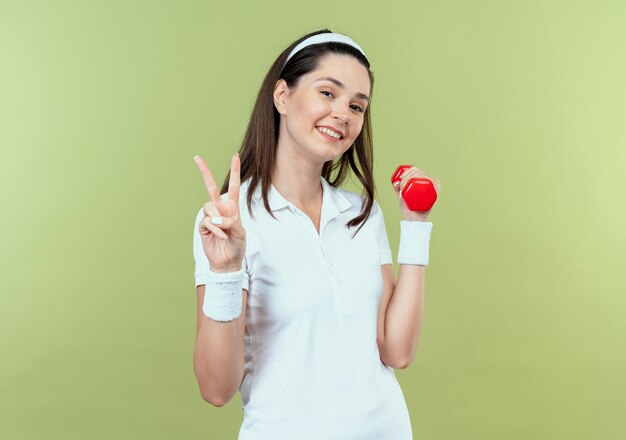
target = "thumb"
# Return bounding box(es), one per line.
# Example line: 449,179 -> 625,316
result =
392,181 -> 402,194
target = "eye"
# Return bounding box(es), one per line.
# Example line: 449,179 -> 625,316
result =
320,90 -> 365,113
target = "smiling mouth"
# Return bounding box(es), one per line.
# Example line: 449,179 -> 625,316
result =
316,127 -> 343,141
317,130 -> 342,142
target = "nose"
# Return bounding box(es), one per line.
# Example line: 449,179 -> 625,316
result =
331,99 -> 351,124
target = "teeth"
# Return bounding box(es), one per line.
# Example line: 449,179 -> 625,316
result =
317,127 -> 341,139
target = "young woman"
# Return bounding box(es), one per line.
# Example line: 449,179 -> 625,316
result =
192,29 -> 441,440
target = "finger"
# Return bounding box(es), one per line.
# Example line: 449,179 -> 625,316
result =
399,172 -> 433,193
201,215 -> 240,239
403,169 -> 425,179
200,217 -> 229,239
193,155 -> 221,205
400,171 -> 418,188
434,180 -> 442,194
407,165 -> 426,174
209,215 -> 237,231
204,200 -> 221,217
228,153 -> 241,206
401,170 -> 428,185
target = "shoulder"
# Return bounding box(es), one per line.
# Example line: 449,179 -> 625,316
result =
336,186 -> 384,217
336,186 -> 362,206
194,205 -> 204,223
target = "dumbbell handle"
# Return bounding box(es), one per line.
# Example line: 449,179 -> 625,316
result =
391,165 -> 438,212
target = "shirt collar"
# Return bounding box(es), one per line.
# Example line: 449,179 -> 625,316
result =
247,175 -> 352,214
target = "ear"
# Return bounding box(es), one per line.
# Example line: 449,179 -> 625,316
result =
273,79 -> 289,116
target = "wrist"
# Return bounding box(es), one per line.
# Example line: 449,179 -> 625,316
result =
203,266 -> 245,322
397,220 -> 433,266
209,264 -> 243,274
401,215 -> 430,222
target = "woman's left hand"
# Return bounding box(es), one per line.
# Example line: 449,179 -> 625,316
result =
392,165 -> 441,222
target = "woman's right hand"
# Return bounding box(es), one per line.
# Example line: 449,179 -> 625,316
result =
193,153 -> 247,273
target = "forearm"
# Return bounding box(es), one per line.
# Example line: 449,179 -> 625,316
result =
193,286 -> 245,406
384,264 -> 426,367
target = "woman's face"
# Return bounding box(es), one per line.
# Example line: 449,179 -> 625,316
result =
274,53 -> 371,164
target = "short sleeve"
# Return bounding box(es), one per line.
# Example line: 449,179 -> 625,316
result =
372,200 -> 393,265
192,207 -> 249,291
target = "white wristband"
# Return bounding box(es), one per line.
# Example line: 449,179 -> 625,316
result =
397,221 -> 433,266
202,266 -> 244,322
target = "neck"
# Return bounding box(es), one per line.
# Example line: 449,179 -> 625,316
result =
271,143 -> 324,210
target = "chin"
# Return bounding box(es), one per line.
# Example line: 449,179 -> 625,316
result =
306,137 -> 349,162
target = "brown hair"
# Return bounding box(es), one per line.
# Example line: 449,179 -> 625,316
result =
220,28 -> 376,238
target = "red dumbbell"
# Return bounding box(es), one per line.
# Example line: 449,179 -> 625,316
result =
391,165 -> 438,212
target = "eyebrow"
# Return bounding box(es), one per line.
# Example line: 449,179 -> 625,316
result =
313,76 -> 370,102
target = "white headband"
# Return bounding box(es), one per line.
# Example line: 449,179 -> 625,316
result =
285,32 -> 367,65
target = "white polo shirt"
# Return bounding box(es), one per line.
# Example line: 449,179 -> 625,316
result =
193,175 -> 413,439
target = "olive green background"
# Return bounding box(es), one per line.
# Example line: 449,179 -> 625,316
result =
1,0 -> 624,439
